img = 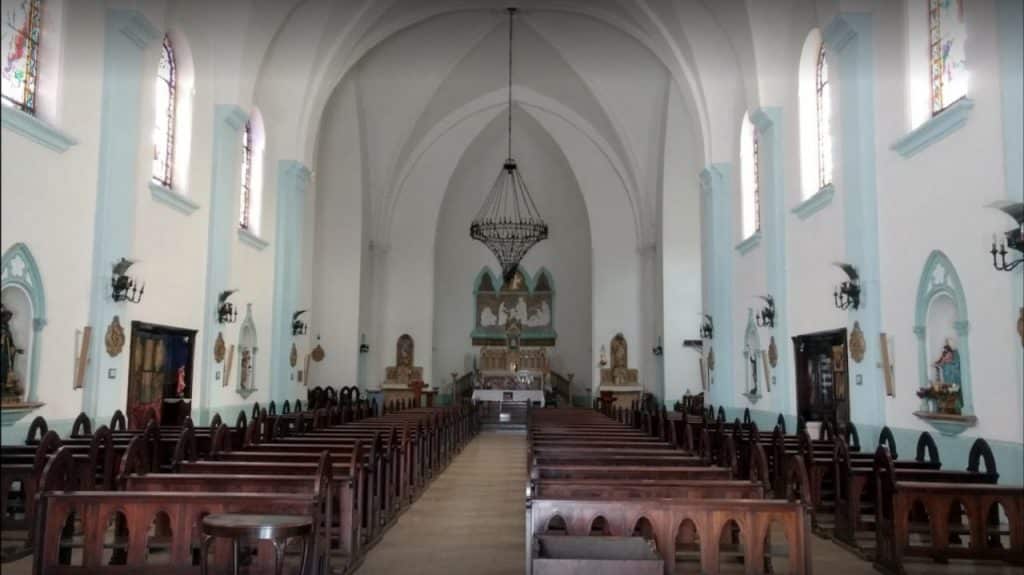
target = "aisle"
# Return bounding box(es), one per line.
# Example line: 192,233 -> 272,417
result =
355,429 -> 525,575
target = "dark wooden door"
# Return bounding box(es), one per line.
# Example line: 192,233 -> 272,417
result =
792,329 -> 849,427
127,322 -> 197,428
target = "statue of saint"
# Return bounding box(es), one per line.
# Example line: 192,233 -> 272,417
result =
933,339 -> 961,386
1,304 -> 25,403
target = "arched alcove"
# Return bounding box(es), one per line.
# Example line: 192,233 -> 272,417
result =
1,243 -> 47,407
432,109 -> 592,402
913,250 -> 973,432
236,303 -> 259,399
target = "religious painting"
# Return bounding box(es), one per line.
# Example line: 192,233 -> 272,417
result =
105,315 -> 125,357
472,267 -> 555,346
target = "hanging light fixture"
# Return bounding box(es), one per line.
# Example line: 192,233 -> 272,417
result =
470,7 -> 547,283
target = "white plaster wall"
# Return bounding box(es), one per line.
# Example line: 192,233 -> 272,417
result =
873,0 -> 1022,443
661,83 -> 705,405
0,1 -> 105,428
310,79 -> 364,391
432,109 -> 592,399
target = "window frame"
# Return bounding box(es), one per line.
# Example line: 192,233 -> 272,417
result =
1,0 -> 43,114
239,119 -> 253,231
151,35 -> 177,189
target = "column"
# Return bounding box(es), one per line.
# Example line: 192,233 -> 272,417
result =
825,13 -> 886,426
82,10 -> 159,418
701,164 -> 736,406
270,160 -> 312,404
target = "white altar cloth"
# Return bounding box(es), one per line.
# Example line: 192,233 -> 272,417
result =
472,389 -> 545,405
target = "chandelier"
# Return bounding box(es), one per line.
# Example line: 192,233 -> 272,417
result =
470,7 -> 547,283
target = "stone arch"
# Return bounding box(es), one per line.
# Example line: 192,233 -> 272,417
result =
1,242 -> 47,404
913,250 -> 973,416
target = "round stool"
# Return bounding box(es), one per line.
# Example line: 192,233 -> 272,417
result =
200,513 -> 313,575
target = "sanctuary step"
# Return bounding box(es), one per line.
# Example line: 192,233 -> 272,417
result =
478,400 -> 528,428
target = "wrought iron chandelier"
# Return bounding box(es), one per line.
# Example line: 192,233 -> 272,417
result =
470,7 -> 547,283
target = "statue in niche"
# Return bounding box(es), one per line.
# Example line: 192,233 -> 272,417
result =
932,339 -> 961,386
600,333 -> 638,387
1,304 -> 25,404
239,348 -> 253,393
385,334 -> 423,388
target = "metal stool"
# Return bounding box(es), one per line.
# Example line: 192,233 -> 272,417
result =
200,513 -> 313,575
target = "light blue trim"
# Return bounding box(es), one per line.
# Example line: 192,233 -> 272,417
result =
826,12 -> 886,427
269,160 -> 311,404
791,184 -> 835,220
197,105 -> 249,425
237,227 -> 269,250
912,412 -> 977,437
1,243 -> 47,403
701,164 -> 735,407
1,404 -> 44,427
913,250 -> 973,415
148,181 -> 200,215
1,106 -> 77,152
750,106 -> 793,419
82,9 -> 159,419
735,407 -> 1024,487
890,98 -> 974,158
734,231 -> 762,255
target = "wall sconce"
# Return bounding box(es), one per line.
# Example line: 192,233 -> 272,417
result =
217,290 -> 238,324
110,258 -> 144,303
755,295 -> 775,328
990,202 -> 1023,272
359,333 -> 369,354
652,336 -> 663,356
699,314 -> 714,340
599,345 -> 608,367
291,310 -> 308,336
833,262 -> 861,310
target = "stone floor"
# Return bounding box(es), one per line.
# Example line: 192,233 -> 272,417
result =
4,429 -> 1019,574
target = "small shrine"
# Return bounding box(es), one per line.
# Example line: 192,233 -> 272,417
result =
382,334 -> 434,406
597,333 -> 641,408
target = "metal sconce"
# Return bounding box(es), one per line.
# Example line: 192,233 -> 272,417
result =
699,314 -> 714,340
110,258 -> 144,303
833,263 -> 861,310
292,310 -> 308,336
989,202 -> 1023,272
217,290 -> 238,324
755,295 -> 775,328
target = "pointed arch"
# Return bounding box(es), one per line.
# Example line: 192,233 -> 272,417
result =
2,242 -> 47,403
913,250 -> 972,415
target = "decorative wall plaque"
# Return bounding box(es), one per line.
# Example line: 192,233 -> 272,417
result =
311,343 -> 325,362
849,321 -> 866,363
768,336 -> 778,367
213,332 -> 225,364
289,342 -> 298,368
105,316 -> 125,357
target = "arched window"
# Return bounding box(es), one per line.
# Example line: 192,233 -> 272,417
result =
239,119 -> 254,230
1,0 -> 43,113
238,110 -> 264,233
928,0 -> 967,115
815,44 -> 833,190
798,29 -> 833,200
151,36 -> 176,188
740,112 -> 760,239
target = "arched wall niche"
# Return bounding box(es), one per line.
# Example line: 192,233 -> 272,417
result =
1,243 -> 47,405
913,250 -> 972,416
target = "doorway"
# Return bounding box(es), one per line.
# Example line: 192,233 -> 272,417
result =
792,328 -> 850,427
126,321 -> 197,428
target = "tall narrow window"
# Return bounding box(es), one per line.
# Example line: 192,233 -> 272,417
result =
151,36 -> 176,188
929,0 -> 967,114
1,0 -> 42,113
740,112 -> 760,239
815,44 -> 833,189
239,119 -> 253,230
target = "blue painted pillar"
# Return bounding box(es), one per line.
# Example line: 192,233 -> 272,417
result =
82,10 -> 159,419
825,14 -> 886,427
197,105 -> 249,424
270,161 -> 312,404
750,108 -> 794,418
701,164 -> 736,407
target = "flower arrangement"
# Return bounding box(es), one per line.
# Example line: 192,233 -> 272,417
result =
916,381 -> 962,415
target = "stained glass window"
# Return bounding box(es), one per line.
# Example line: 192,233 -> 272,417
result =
1,0 -> 42,113
239,120 -> 253,230
740,113 -> 760,239
815,44 -> 833,189
929,0 -> 967,114
152,36 -> 176,188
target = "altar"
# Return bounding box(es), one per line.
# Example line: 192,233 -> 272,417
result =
471,389 -> 544,405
